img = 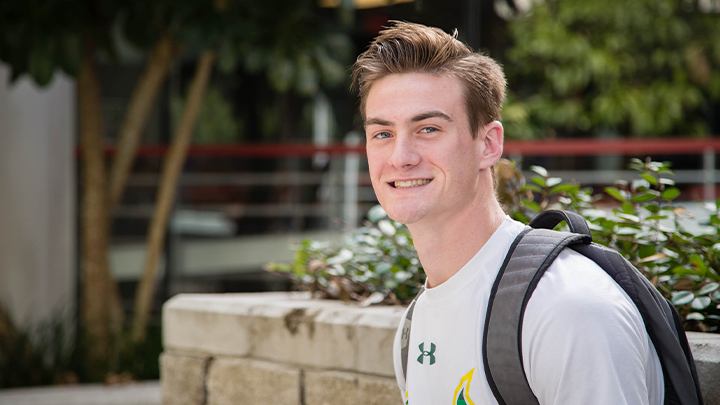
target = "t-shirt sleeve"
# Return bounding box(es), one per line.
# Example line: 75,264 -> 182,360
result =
521,249 -> 662,405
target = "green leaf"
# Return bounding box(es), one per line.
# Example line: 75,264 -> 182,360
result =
58,34 -> 82,77
28,45 -> 56,86
672,291 -> 694,306
532,177 -> 547,188
641,173 -> 658,185
662,188 -> 681,200
512,211 -> 529,223
671,266 -> 703,277
549,183 -> 578,194
621,202 -> 635,215
690,254 -> 709,272
521,184 -> 542,193
631,190 -> 660,202
523,201 -> 541,212
605,187 -> 626,202
697,282 -> 720,296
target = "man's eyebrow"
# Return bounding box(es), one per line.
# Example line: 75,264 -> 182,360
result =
365,117 -> 393,127
410,111 -> 453,123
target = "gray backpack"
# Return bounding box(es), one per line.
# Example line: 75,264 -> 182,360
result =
400,210 -> 704,405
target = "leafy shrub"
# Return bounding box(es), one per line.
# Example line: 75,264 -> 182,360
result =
267,158 -> 720,332
266,205 -> 424,305
0,306 -> 162,388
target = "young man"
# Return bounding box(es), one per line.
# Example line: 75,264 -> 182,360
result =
352,22 -> 664,404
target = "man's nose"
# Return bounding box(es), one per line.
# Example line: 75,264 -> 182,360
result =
387,134 -> 421,169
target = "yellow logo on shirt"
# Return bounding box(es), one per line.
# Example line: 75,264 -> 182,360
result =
453,368 -> 475,405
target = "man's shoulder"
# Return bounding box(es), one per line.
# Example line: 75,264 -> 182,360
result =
529,247 -> 642,325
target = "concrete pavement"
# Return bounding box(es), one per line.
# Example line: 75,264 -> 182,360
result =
0,381 -> 160,405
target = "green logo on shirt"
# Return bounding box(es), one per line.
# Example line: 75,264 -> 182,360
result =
417,342 -> 436,365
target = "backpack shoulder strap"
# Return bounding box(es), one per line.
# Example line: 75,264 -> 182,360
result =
400,286 -> 425,386
528,209 -> 591,236
483,227 -> 591,405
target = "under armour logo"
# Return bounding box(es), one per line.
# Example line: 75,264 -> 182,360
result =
417,342 -> 436,365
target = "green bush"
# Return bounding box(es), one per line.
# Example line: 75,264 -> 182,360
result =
267,205 -> 424,305
0,309 -> 163,388
267,158 -> 720,332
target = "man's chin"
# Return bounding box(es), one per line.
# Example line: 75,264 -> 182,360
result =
384,207 -> 426,226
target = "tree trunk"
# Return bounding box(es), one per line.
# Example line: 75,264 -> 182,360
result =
131,51 -> 216,342
108,34 -> 178,215
78,44 -> 112,367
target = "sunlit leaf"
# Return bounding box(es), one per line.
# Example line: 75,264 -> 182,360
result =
686,312 -> 705,321
691,296 -> 711,310
697,282 -> 720,296
367,205 -> 387,223
672,291 -> 694,306
378,220 -> 397,236
530,165 -> 548,177
616,213 -> 640,223
640,252 -> 667,263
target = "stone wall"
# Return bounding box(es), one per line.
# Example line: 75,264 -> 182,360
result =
161,292 -> 720,405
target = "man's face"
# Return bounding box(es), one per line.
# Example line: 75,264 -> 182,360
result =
365,72 -> 489,225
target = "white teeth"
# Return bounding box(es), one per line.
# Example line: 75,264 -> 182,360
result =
394,179 -> 431,188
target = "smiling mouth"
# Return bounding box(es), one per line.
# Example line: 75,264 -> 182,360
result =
392,179 -> 432,189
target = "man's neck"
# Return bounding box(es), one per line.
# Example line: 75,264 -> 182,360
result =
408,199 -> 506,288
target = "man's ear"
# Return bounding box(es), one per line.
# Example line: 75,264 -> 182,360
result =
478,121 -> 504,169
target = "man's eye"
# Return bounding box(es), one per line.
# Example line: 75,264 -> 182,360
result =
419,127 -> 438,134
374,132 -> 392,139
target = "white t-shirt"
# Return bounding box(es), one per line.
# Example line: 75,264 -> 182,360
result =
392,217 -> 664,405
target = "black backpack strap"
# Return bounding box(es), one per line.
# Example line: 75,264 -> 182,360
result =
400,286 -> 425,386
529,209 -> 591,236
572,243 -> 703,405
483,228 -> 592,405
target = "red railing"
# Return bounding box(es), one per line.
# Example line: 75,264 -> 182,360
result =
77,136 -> 720,158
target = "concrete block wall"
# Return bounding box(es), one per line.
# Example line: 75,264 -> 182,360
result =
161,293 -> 405,405
161,292 -> 720,405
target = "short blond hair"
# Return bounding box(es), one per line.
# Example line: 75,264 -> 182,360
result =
351,21 -> 506,138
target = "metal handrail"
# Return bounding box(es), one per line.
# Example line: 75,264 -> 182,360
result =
77,136 -> 720,158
